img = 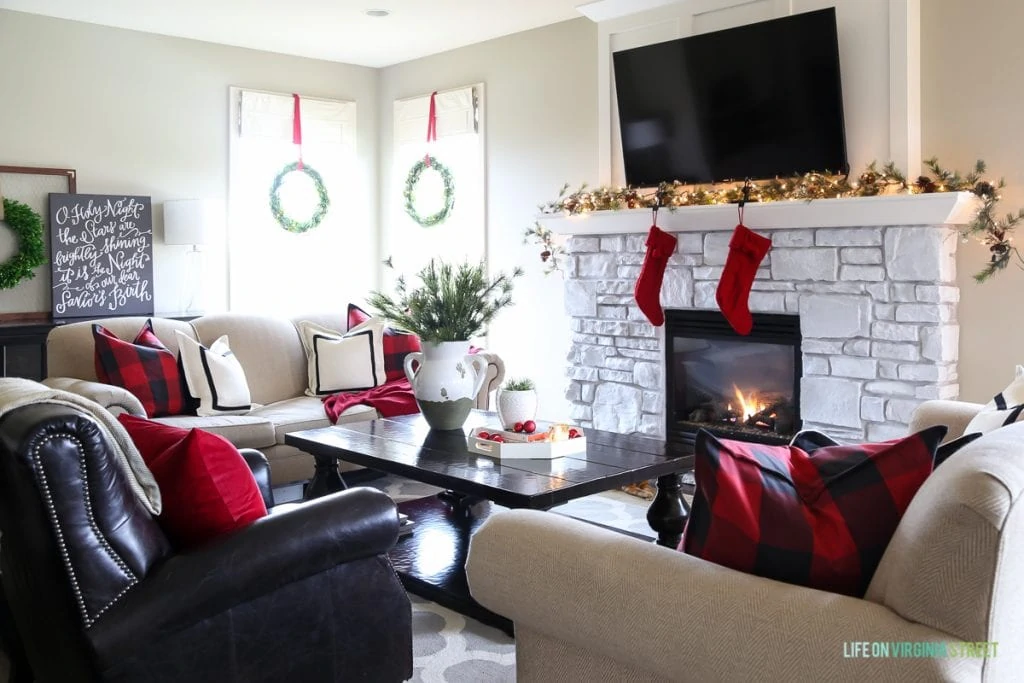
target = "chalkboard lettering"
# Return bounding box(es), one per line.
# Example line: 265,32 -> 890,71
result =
49,194 -> 154,319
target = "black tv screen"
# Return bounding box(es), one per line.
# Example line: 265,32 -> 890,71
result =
613,8 -> 847,187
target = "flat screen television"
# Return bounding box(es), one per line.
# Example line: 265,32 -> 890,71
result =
613,8 -> 848,187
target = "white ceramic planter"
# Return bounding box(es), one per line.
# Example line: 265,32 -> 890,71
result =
404,341 -> 487,431
497,389 -> 538,429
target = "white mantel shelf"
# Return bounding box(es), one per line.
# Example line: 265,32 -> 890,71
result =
538,192 -> 980,236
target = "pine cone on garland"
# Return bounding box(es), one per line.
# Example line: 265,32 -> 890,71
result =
915,176 -> 938,193
974,181 -> 996,198
541,250 -> 552,262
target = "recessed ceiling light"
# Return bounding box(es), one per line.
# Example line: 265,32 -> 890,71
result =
366,9 -> 390,17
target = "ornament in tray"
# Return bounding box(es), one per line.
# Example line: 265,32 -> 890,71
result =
469,420 -> 585,460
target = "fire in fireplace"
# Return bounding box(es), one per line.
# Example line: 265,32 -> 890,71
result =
665,310 -> 802,447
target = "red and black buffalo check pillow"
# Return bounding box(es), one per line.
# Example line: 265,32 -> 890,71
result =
347,304 -> 421,382
93,320 -> 189,418
680,425 -> 946,597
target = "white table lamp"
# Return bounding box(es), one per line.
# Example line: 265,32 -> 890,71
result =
163,199 -> 210,312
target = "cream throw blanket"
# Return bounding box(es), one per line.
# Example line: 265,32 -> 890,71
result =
0,378 -> 161,515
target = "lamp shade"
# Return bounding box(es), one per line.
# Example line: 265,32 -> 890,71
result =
163,199 -> 209,246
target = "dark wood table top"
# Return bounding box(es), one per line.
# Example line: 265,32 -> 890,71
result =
285,410 -> 694,509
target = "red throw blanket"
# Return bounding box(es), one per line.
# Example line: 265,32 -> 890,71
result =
322,379 -> 419,424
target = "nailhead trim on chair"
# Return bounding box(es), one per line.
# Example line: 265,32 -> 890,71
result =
31,433 -> 138,628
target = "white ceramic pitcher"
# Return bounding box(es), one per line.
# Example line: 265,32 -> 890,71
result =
404,341 -> 488,431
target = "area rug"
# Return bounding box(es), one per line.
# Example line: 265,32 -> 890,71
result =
373,473 -> 679,682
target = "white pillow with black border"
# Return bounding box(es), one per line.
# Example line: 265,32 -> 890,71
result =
961,365 -> 1024,436
174,331 -> 253,416
298,319 -> 387,397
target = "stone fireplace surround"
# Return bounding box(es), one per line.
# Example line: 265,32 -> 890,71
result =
551,195 -> 974,444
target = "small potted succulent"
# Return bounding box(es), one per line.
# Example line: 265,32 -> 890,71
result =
369,259 -> 523,431
497,377 -> 538,430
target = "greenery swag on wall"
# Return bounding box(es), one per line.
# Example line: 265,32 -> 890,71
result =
524,158 -> 1022,282
0,198 -> 47,290
269,161 -> 330,234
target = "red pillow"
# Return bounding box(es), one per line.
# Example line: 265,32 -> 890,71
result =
347,304 -> 422,382
680,426 -> 946,597
118,414 -> 267,549
94,320 -> 188,417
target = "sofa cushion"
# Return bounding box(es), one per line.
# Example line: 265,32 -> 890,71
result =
348,304 -> 422,383
47,316 -> 198,383
192,314 -> 308,406
150,414 -> 276,450
118,414 -> 267,549
175,332 -> 253,416
92,320 -> 189,418
681,426 -> 946,597
249,396 -> 376,444
296,320 -> 387,396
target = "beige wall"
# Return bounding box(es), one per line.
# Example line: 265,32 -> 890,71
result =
379,19 -> 599,421
922,0 -> 1024,402
0,9 -> 378,315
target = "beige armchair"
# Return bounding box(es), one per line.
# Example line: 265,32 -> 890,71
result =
466,400 -> 1022,682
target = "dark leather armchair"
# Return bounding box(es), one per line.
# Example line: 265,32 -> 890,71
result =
0,403 -> 413,683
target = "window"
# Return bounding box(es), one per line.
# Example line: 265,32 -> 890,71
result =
385,85 -> 485,281
228,88 -> 366,314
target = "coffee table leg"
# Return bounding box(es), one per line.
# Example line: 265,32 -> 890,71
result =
304,454 -> 347,500
646,472 -> 690,548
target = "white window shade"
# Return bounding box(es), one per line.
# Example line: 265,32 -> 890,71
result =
395,86 -> 477,146
239,90 -> 355,146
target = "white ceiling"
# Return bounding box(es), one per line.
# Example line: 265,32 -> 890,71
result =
0,0 -> 588,68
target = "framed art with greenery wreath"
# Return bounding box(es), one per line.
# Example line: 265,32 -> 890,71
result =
269,161 -> 330,234
404,155 -> 455,227
0,165 -> 76,295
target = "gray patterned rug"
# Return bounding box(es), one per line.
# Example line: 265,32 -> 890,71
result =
372,474 -> 663,683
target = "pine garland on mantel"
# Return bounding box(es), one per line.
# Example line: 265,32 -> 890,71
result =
524,158 -> 1023,282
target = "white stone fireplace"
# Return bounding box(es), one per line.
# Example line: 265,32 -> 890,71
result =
544,193 -> 979,443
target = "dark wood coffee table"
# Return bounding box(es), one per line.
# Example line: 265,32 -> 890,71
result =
285,411 -> 693,634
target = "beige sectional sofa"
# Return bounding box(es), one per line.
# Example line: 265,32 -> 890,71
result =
44,313 -> 504,486
467,399 -> 1023,682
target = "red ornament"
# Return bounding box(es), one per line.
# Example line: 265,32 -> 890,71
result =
514,422 -> 524,433
523,420 -> 537,434
478,431 -> 490,440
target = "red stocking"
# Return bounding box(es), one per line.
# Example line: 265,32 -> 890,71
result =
634,226 -> 678,326
716,224 -> 771,336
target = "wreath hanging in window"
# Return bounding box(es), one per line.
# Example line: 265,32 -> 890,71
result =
0,199 -> 47,290
269,161 -> 330,234
404,155 -> 455,228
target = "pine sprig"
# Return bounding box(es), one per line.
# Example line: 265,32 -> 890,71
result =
368,259 -> 523,343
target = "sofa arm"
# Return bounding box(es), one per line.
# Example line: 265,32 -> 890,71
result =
240,448 -> 274,508
467,510 -> 977,682
909,399 -> 985,441
89,486 -> 399,665
471,350 -> 504,410
40,377 -> 146,417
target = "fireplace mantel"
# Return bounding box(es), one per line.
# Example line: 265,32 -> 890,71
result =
539,192 -> 979,236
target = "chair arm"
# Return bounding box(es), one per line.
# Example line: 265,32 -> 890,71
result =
239,448 -> 274,508
40,377 -> 146,416
909,399 -> 985,441
471,350 -> 504,410
467,510 -> 978,682
88,487 -> 399,664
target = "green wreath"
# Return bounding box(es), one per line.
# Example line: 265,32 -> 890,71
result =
404,156 -> 455,227
269,162 -> 330,233
0,199 -> 47,290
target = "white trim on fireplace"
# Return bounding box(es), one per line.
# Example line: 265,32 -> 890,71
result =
539,192 -> 979,236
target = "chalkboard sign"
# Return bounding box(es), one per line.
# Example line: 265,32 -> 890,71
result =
48,193 -> 154,319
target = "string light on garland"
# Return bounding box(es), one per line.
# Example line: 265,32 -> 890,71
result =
0,199 -> 47,290
269,161 -> 330,234
531,158 -> 1022,282
404,155 -> 455,227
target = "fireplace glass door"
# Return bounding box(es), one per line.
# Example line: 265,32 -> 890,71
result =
666,310 -> 801,446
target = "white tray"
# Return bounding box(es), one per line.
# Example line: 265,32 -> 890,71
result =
468,425 -> 586,460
